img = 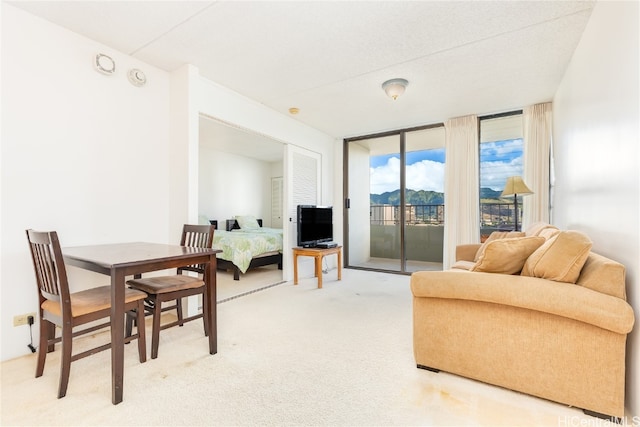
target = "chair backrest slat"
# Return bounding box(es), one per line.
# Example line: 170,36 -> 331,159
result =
35,242 -> 58,297
178,224 -> 215,274
26,230 -> 70,306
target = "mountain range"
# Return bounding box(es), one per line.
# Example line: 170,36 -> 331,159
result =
370,188 -> 503,205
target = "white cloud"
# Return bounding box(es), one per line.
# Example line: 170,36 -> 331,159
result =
369,140 -> 523,195
479,157 -> 523,190
370,158 -> 445,194
479,139 -> 524,190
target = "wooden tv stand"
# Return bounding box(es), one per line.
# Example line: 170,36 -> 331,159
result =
292,246 -> 342,289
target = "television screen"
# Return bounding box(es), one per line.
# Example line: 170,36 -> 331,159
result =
297,205 -> 333,247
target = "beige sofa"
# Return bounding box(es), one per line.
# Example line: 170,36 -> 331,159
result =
410,223 -> 635,419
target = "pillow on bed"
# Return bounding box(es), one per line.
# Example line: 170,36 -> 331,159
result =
235,215 -> 260,230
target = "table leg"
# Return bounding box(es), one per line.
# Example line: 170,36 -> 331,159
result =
205,255 -> 217,354
293,252 -> 299,285
110,269 -> 125,405
316,255 -> 323,289
337,249 -> 342,281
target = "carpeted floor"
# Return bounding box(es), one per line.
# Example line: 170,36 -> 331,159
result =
1,268 -> 600,426
215,265 -> 285,302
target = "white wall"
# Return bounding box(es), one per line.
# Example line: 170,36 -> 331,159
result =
1,4 -> 173,360
199,146 -> 279,226
170,64 -> 200,240
195,78 -> 336,207
0,4 -> 338,361
553,1 -> 639,416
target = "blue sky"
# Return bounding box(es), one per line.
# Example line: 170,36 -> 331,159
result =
369,139 -> 523,194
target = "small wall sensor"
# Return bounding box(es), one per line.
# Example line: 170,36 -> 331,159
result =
94,53 -> 116,75
127,69 -> 147,87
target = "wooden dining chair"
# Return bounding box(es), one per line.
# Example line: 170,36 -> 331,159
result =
125,224 -> 215,359
25,229 -> 147,398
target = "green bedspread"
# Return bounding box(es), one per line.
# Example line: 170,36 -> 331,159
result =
213,228 -> 283,273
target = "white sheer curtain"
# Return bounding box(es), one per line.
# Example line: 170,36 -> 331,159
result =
443,115 -> 480,269
522,102 -> 553,229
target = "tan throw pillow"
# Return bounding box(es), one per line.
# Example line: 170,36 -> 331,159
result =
471,236 -> 546,275
474,231 -> 526,261
524,222 -> 559,237
538,227 -> 561,240
521,231 -> 593,283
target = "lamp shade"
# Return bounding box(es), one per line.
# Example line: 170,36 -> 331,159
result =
382,78 -> 408,100
501,176 -> 533,197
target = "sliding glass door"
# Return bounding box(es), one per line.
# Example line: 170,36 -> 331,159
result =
345,125 -> 445,273
404,127 -> 446,272
349,134 -> 401,271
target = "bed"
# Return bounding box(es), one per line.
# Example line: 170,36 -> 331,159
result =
213,217 -> 283,280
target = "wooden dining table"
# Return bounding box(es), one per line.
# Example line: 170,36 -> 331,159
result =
62,242 -> 220,405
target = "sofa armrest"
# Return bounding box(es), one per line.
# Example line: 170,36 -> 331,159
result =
411,271 -> 635,334
456,244 -> 481,262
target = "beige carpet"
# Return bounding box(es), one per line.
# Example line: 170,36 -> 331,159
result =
1,268 -> 600,426
215,265 -> 285,302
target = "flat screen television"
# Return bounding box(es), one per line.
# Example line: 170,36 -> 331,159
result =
297,205 -> 333,248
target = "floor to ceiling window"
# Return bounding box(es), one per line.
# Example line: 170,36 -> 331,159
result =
344,111 -> 525,273
344,124 -> 445,274
479,111 -> 524,238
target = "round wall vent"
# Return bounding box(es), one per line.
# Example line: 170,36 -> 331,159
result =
94,53 -> 115,75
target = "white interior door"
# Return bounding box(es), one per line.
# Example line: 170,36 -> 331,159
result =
283,145 -> 321,280
271,177 -> 283,228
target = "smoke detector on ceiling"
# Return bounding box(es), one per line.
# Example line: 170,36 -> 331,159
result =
127,69 -> 147,87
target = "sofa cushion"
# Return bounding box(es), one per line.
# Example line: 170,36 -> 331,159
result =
525,222 -> 559,237
474,231 -> 526,261
456,244 -> 482,263
537,227 -> 561,240
451,260 -> 476,271
410,270 -> 635,334
521,231 -> 592,283
471,236 -> 545,275
576,252 -> 627,299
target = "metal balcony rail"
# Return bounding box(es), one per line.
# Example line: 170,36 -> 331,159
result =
370,203 -> 521,228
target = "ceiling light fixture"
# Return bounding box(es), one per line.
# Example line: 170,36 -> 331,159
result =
288,107 -> 300,115
382,78 -> 408,100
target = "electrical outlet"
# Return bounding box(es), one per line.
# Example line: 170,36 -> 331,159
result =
13,313 -> 36,327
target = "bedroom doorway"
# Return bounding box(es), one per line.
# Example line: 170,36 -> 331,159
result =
344,124 -> 445,274
198,114 -> 286,293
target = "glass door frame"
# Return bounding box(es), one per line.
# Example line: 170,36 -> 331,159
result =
343,122 -> 444,275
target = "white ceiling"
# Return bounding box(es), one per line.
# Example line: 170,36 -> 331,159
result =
8,0 -> 595,157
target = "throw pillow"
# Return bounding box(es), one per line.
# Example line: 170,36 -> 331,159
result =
537,227 -> 561,240
471,236 -> 546,275
235,215 -> 260,230
474,231 -> 526,261
524,222 -> 560,237
521,231 -> 592,283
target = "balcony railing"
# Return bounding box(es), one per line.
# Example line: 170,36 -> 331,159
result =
370,203 -> 521,231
